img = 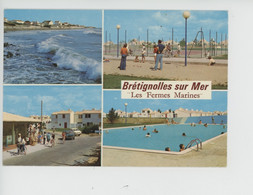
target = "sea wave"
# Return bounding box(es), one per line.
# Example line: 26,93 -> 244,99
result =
83,28 -> 102,35
36,35 -> 61,54
36,34 -> 101,80
52,48 -> 101,79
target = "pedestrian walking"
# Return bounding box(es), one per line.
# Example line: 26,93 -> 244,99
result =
50,130 -> 55,147
154,40 -> 165,70
62,131 -> 66,144
153,45 -> 158,63
43,132 -> 46,145
177,44 -> 181,56
46,132 -> 51,145
119,43 -> 128,70
141,44 -> 146,63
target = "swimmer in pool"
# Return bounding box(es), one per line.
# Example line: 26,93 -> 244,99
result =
182,133 -> 186,136
143,125 -> 147,130
204,123 -> 208,127
132,128 -> 134,130
165,147 -> 171,151
145,132 -> 151,137
152,128 -> 158,133
179,144 -> 185,152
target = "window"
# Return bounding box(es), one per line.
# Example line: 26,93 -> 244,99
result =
87,122 -> 93,126
78,115 -> 82,119
62,114 -> 65,118
59,123 -> 61,126
56,115 -> 58,119
85,114 -> 91,118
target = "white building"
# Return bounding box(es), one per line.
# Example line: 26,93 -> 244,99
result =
29,115 -> 51,123
129,111 -> 141,118
115,109 -> 126,118
42,20 -> 54,27
11,20 -> 24,24
51,109 -> 75,129
150,110 -> 162,118
140,108 -> 153,117
32,21 -> 40,26
54,21 -> 62,26
74,109 -> 101,128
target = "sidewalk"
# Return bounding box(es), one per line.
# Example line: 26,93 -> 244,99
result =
2,142 -> 53,161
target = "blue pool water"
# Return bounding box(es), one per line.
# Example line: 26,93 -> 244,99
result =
103,124 -> 227,152
185,115 -> 227,124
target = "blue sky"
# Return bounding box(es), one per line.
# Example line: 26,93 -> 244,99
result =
4,86 -> 102,117
4,9 -> 102,28
104,10 -> 228,43
103,90 -> 227,113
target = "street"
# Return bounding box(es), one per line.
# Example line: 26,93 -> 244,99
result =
3,134 -> 101,166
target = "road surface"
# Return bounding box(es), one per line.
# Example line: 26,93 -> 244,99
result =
3,134 -> 101,166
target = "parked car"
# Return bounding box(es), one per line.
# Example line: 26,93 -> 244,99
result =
63,130 -> 75,140
71,128 -> 82,136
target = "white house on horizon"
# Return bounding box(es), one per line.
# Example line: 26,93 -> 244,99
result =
42,20 -> 54,27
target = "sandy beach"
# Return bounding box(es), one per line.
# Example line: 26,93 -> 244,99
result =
104,57 -> 228,86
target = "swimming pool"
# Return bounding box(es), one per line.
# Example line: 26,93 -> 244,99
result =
103,124 -> 227,152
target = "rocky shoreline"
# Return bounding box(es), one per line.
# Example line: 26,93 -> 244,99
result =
4,25 -> 95,32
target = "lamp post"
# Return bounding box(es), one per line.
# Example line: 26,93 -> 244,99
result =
183,11 -> 190,66
124,103 -> 128,124
116,25 -> 120,58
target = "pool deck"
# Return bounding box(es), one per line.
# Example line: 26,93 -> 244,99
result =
102,134 -> 227,167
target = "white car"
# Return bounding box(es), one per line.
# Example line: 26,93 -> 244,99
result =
71,128 -> 82,136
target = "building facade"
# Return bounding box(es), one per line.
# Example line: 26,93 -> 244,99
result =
51,109 -> 75,129
50,109 -> 101,129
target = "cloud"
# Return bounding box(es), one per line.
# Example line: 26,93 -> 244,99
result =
5,95 -> 29,104
152,11 -> 184,26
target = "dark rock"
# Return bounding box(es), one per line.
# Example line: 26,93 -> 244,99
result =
6,52 -> 13,58
4,42 -> 15,47
52,63 -> 57,67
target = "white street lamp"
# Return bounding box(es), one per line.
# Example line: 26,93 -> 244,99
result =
183,11 -> 190,66
124,103 -> 128,124
116,25 -> 121,57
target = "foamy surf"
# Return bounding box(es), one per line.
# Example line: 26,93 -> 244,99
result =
52,48 -> 101,80
83,28 -> 102,35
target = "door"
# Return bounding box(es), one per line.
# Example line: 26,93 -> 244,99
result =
64,122 -> 67,128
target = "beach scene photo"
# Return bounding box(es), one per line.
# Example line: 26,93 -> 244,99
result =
103,10 -> 228,89
4,10 -> 102,84
3,85 -> 102,166
103,90 -> 227,167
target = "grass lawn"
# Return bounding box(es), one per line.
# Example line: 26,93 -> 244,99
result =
104,74 -> 227,90
213,54 -> 228,60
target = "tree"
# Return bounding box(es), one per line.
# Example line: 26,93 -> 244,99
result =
106,108 -> 119,124
179,38 -> 185,47
158,109 -> 162,113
